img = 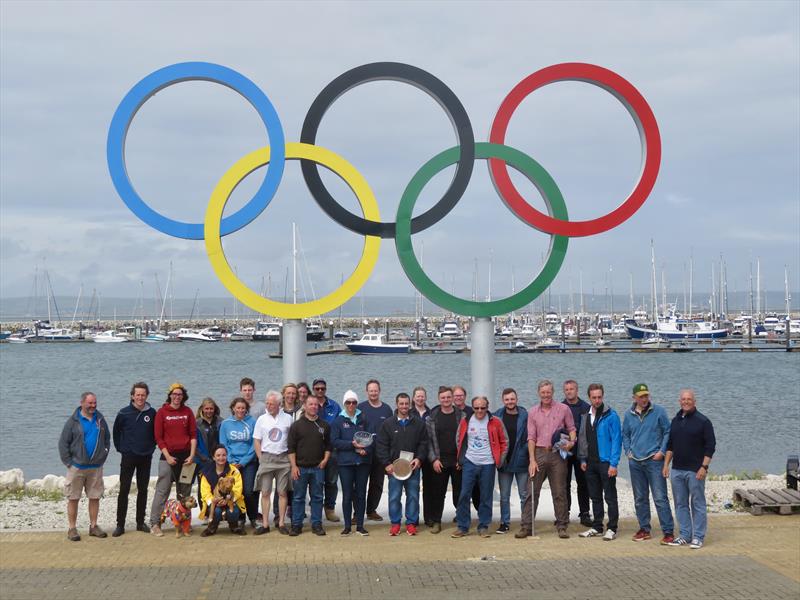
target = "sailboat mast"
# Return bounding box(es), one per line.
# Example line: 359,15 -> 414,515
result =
292,222 -> 297,305
650,240 -> 657,319
689,251 -> 694,320
756,258 -> 761,319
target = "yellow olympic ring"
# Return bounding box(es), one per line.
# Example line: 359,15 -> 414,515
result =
204,142 -> 381,319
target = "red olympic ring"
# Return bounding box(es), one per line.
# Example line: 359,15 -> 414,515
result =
489,62 -> 661,237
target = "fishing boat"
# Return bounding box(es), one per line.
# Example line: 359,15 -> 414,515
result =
346,333 -> 410,354
306,322 -> 326,341
91,330 -> 127,343
625,307 -> 728,340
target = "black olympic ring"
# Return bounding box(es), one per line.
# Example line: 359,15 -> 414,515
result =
300,62 -> 475,239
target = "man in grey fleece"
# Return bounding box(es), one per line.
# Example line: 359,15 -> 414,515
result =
58,391 -> 111,541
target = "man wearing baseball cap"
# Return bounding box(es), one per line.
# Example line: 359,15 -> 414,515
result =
622,383 -> 675,544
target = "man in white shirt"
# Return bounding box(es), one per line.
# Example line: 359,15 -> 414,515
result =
253,390 -> 294,534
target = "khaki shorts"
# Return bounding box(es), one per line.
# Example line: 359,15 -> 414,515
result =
64,466 -> 104,500
255,453 -> 290,494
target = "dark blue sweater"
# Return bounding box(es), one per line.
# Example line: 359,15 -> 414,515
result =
667,409 -> 716,472
112,402 -> 156,457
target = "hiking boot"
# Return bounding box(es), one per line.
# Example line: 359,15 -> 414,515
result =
389,524 -> 401,536
89,525 -> 107,538
136,523 -> 150,533
150,525 -> 164,538
579,528 -> 602,538
557,528 -> 570,539
112,525 -> 125,537
431,522 -> 442,534
200,526 -> 215,537
631,528 -> 651,542
367,511 -> 383,521
67,528 -> 80,542
450,529 -> 468,538
667,537 -> 689,547
477,528 -> 491,538
311,525 -> 326,536
289,526 -> 302,536
406,524 -> 418,536
325,508 -> 340,522
603,529 -> 617,541
514,528 -> 531,539
253,526 -> 269,535
496,523 -> 510,534
233,526 -> 247,535
660,534 -> 675,545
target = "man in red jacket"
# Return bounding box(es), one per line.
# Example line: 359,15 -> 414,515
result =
149,382 -> 197,537
451,396 -> 508,538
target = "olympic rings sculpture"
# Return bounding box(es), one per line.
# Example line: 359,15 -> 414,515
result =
107,61 -> 660,319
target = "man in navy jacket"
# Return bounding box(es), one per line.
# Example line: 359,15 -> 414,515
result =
494,388 -> 529,534
663,389 -> 716,549
112,382 -> 156,537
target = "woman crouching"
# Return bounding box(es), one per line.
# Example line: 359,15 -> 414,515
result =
199,445 -> 247,536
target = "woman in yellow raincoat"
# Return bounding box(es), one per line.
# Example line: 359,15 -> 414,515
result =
199,445 -> 247,536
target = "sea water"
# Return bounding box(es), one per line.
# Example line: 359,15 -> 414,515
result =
1,342 -> 797,478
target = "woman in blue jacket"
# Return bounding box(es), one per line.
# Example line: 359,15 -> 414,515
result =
219,397 -> 258,529
330,390 -> 373,536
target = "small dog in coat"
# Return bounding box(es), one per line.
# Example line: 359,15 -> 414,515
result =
161,495 -> 197,538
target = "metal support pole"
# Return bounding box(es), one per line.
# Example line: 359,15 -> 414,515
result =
283,319 -> 306,386
471,317 -> 495,406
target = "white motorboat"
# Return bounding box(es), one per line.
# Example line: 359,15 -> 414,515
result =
177,328 -> 219,342
199,326 -> 223,341
142,333 -> 168,343
253,321 -> 281,341
346,333 -> 410,354
6,335 -> 28,344
595,337 -> 611,347
91,330 -> 127,343
534,337 -> 561,350
641,333 -> 671,347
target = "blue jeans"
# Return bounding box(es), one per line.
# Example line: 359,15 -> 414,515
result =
671,469 -> 707,542
628,458 -> 674,534
292,466 -> 324,528
211,504 -> 241,526
456,460 -> 495,532
324,452 -> 339,510
237,459 -> 259,522
497,470 -> 528,526
388,469 -> 420,525
339,463 -> 370,528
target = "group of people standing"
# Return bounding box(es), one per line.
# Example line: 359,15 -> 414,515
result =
57,376 -> 715,549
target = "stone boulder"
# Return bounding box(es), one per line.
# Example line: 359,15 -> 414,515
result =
0,469 -> 25,493
26,474 -> 66,494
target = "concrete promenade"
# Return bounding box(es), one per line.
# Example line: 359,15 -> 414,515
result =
1,515 -> 797,599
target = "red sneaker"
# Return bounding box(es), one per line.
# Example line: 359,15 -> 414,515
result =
406,524 -> 417,536
660,534 -> 675,545
632,529 -> 652,542
389,524 -> 401,536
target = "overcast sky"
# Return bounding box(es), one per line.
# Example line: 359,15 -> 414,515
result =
1,1 -> 798,312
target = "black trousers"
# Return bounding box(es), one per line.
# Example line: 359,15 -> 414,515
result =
117,454 -> 152,527
426,464 -> 460,523
585,460 -> 619,532
366,456 -> 386,514
565,453 -> 590,519
421,461 -> 434,524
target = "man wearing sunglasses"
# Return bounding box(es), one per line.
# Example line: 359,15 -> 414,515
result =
452,396 -> 508,538
312,379 -> 341,522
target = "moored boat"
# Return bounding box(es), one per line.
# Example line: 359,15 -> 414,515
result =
91,330 -> 127,343
346,333 -> 410,354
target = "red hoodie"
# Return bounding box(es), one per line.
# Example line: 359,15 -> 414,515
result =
155,403 -> 197,454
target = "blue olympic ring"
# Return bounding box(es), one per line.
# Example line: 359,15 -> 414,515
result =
106,62 -> 286,240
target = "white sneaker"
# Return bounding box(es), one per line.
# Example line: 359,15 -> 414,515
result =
579,528 -> 601,538
603,529 -> 617,541
689,538 -> 703,549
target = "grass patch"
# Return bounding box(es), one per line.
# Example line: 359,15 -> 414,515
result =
0,488 -> 64,502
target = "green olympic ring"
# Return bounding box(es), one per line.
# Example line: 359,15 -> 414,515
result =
395,142 -> 569,318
